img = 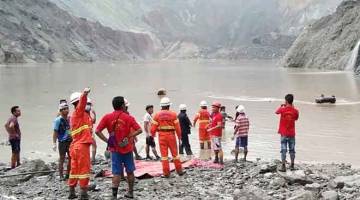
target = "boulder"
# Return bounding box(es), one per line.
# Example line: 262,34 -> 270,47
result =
270,177 -> 286,188
264,172 -> 273,179
279,170 -> 313,185
332,175 -> 360,187
260,163 -> 277,174
304,183 -> 321,192
288,191 -> 316,200
321,190 -> 338,200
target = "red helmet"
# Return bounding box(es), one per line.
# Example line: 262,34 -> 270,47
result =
212,101 -> 221,108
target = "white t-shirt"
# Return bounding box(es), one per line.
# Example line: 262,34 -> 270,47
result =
143,112 -> 152,137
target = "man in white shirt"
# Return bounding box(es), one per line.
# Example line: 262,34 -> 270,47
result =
143,105 -> 160,160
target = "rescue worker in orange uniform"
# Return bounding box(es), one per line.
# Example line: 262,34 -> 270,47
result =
68,88 -> 93,200
151,97 -> 185,178
193,100 -> 211,160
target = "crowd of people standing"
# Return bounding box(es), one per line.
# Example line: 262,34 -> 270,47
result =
3,88 -> 299,199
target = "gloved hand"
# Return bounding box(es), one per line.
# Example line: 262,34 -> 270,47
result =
52,143 -> 57,152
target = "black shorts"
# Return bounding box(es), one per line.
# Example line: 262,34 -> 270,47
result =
9,139 -> 20,153
146,136 -> 156,148
58,140 -> 71,156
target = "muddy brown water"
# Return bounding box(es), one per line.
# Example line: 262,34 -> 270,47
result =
1,60 -> 360,167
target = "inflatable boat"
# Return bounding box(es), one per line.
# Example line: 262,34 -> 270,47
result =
315,95 -> 336,104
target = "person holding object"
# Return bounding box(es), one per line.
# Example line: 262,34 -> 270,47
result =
52,102 -> 72,180
67,88 -> 93,200
95,96 -> 142,199
276,94 -> 299,172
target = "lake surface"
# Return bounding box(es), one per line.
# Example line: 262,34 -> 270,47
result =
1,60 -> 360,166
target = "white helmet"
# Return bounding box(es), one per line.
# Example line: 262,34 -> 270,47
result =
200,100 -> 208,107
124,99 -> 130,107
179,104 -> 187,111
70,92 -> 81,104
236,105 -> 245,113
160,97 -> 171,107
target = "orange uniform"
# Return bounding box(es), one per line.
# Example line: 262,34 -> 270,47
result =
193,109 -> 211,143
151,110 -> 182,176
68,94 -> 93,188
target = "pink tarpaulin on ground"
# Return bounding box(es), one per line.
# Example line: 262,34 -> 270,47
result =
188,158 -> 224,169
99,158 -> 223,179
134,160 -> 192,178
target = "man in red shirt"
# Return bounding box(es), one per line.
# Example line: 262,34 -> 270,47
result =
276,94 -> 299,172
207,102 -> 224,164
95,96 -> 142,199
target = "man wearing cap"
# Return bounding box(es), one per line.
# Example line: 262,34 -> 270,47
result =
207,102 -> 224,164
151,97 -> 185,178
52,102 -> 72,180
178,104 -> 193,156
232,105 -> 250,162
193,100 -> 211,160
143,105 -> 160,160
68,88 -> 93,200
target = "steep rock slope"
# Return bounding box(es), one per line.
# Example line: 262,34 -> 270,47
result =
51,0 -> 342,60
283,0 -> 360,71
0,0 -> 155,63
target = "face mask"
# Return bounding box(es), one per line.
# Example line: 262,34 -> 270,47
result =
85,105 -> 91,112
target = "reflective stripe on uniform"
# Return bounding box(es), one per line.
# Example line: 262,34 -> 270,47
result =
199,120 -> 210,123
158,126 -> 175,131
69,174 -> 90,179
173,155 -> 180,160
161,157 -> 168,161
71,125 -> 90,136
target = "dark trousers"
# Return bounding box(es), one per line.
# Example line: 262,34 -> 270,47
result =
179,133 -> 193,155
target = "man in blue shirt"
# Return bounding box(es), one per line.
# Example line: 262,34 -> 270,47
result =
53,102 -> 72,180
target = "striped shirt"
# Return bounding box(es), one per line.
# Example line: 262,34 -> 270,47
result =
234,114 -> 249,137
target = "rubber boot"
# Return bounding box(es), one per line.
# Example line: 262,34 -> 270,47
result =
68,187 -> 77,199
112,187 -> 118,200
214,154 -> 219,164
177,170 -> 186,176
279,163 -> 286,172
80,188 -> 89,200
290,155 -> 295,171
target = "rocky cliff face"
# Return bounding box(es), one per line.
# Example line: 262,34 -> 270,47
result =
283,0 -> 360,71
51,0 -> 342,60
0,0 -> 344,63
0,0 -> 156,64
